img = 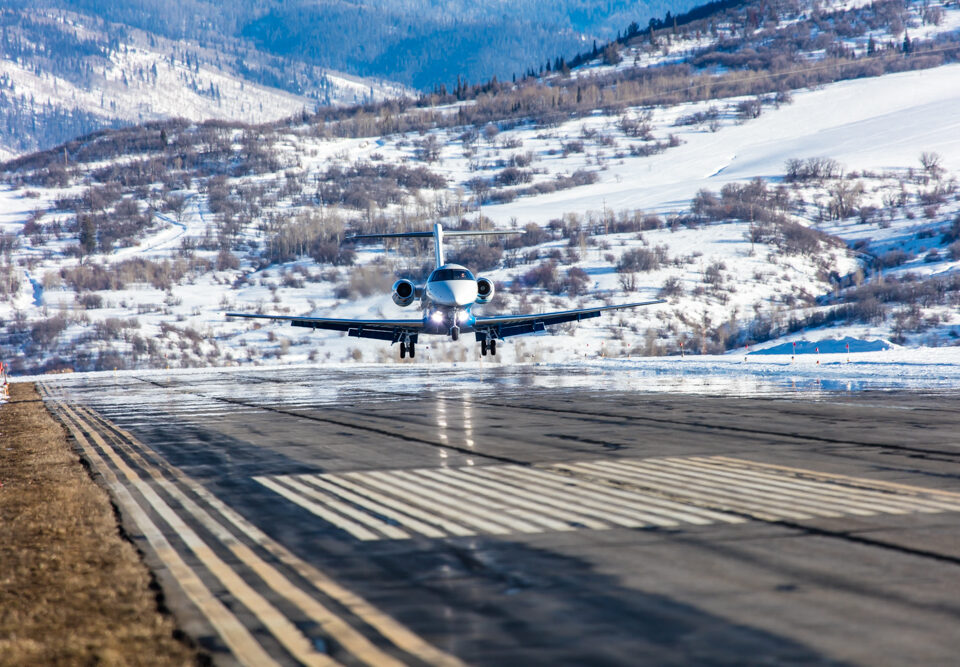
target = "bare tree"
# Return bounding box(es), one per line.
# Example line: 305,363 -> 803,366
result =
828,180 -> 864,219
164,193 -> 188,223
919,151 -> 943,177
415,135 -> 442,163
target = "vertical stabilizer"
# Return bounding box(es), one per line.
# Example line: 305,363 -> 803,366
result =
433,222 -> 445,268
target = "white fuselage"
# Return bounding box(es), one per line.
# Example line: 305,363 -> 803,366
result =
420,263 -> 478,334
423,264 -> 478,307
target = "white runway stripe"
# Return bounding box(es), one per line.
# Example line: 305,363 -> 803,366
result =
652,457 -> 959,515
574,460 -> 820,520
345,473 -> 476,536
286,476 -> 411,540
51,403 -> 281,667
255,456 -> 960,541
366,470 -> 513,535
605,460 -> 849,518
301,475 -> 447,538
415,469 -> 577,532
423,470 -> 612,532
394,469 -> 541,534
495,466 -> 699,526
699,457 -> 960,513
674,458 -> 897,515
255,476 -> 382,541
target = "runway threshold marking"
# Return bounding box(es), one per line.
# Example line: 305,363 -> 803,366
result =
255,456 -> 960,541
41,389 -> 464,667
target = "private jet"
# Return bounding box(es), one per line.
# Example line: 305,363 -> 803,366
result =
227,223 -> 664,358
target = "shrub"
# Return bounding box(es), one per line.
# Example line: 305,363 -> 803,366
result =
493,167 -> 533,187
565,267 -> 590,296
784,157 -> 843,182
874,249 -> 913,269
78,293 -> 103,309
448,243 -> 503,271
30,315 -> 68,348
618,248 -> 662,272
659,276 -> 683,298
522,261 -> 562,293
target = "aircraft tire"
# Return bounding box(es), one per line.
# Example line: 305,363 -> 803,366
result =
481,339 -> 487,356
451,327 -> 460,341
409,342 -> 416,358
490,339 -> 497,355
399,343 -> 406,359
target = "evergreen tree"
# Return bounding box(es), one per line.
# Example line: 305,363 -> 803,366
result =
79,214 -> 97,260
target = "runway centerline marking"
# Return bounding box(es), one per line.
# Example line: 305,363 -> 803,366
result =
255,456 -> 960,541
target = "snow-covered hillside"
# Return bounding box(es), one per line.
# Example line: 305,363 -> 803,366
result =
0,9 -> 407,160
1,0 -> 959,374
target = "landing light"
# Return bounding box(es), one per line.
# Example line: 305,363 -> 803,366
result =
456,311 -> 469,323
430,311 -> 444,324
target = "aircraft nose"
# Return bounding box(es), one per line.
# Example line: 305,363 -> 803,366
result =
427,281 -> 478,306
450,281 -> 478,305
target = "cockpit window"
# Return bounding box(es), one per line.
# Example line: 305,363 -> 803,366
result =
430,269 -> 475,281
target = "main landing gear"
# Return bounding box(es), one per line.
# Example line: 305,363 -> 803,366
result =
480,338 -> 497,356
399,340 -> 415,359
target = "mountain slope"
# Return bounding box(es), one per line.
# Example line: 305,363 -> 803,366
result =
28,0 -> 705,89
0,7 -> 406,159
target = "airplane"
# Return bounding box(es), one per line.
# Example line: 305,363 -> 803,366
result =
227,223 -> 664,358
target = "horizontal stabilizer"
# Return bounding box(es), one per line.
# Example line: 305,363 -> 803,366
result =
346,222 -> 524,268
345,229 -> 523,242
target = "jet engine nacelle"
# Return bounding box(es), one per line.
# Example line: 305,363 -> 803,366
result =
392,279 -> 417,307
475,277 -> 495,304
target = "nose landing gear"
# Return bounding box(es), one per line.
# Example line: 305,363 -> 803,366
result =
398,338 -> 416,359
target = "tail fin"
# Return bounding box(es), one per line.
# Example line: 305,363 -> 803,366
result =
346,223 -> 523,268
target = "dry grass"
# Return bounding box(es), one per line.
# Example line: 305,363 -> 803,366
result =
0,383 -> 198,666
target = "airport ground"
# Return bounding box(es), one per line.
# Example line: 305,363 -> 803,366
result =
0,383 -> 196,665
5,366 -> 960,665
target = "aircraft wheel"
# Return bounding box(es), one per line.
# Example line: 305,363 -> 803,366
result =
490,339 -> 497,355
480,339 -> 487,356
409,342 -> 416,358
399,343 -> 406,359
451,327 -> 460,341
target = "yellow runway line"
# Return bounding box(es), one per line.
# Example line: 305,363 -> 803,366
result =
51,399 -> 281,667
88,406 -> 465,667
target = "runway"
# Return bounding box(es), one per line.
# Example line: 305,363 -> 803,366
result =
36,366 -> 960,665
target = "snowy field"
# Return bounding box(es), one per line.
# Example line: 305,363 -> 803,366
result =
484,64 -> 960,224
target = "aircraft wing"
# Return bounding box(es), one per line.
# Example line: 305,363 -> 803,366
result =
226,312 -> 425,342
473,299 -> 665,339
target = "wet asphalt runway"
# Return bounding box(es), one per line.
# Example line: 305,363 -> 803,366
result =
35,366 -> 960,665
